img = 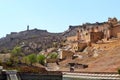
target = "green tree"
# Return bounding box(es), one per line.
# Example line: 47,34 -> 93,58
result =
47,52 -> 58,59
27,54 -> 37,66
11,46 -> 23,64
11,46 -> 22,56
37,54 -> 46,65
6,59 -> 13,66
21,56 -> 29,65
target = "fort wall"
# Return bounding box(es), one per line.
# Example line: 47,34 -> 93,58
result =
66,18 -> 120,52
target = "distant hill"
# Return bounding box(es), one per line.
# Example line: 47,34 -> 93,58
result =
0,28 -> 63,54
0,25 -> 81,54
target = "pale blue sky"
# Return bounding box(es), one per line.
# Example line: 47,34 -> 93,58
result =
0,0 -> 120,38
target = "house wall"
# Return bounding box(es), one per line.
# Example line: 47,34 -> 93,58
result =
111,25 -> 120,38
84,33 -> 91,42
117,33 -> 120,38
78,43 -> 87,52
72,42 -> 78,51
71,42 -> 87,52
90,32 -> 104,43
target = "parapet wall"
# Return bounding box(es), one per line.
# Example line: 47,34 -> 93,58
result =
0,72 -> 62,80
19,73 -> 62,80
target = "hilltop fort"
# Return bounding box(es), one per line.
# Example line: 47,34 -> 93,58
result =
66,17 -> 120,52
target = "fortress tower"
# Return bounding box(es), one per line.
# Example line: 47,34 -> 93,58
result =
27,25 -> 29,31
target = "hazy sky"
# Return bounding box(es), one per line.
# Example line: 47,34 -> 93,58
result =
0,0 -> 120,38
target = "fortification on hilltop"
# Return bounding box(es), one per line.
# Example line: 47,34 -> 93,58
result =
67,17 -> 120,52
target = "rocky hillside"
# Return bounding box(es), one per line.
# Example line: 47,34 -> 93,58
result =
59,39 -> 120,72
0,28 -> 63,54
62,25 -> 79,37
0,25 -> 85,53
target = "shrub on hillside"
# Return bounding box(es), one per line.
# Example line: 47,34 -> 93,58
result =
37,54 -> 46,65
118,69 -> 120,74
27,54 -> 37,66
6,60 -> 13,66
47,52 -> 58,59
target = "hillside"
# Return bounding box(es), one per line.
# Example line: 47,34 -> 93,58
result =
59,39 -> 120,72
0,25 -> 88,53
0,28 -> 63,54
79,45 -> 120,72
83,39 -> 120,72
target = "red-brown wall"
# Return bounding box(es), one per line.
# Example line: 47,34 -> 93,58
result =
90,32 -> 104,43
111,25 -> 120,38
